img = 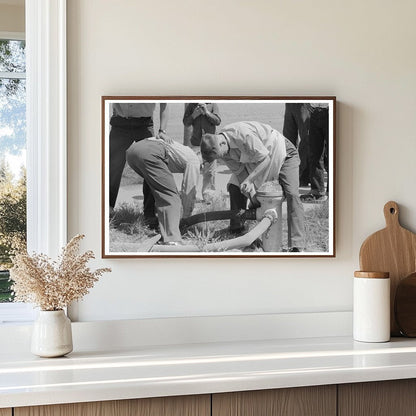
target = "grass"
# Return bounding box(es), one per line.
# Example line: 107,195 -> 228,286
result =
109,196 -> 329,253
304,202 -> 329,252
280,201 -> 329,252
109,203 -> 156,252
181,191 -> 254,251
184,192 -> 230,237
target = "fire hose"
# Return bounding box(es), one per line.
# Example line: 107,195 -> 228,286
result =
179,209 -> 256,231
151,209 -> 278,252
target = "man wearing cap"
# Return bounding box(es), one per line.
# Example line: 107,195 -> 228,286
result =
200,121 -> 304,252
126,137 -> 200,243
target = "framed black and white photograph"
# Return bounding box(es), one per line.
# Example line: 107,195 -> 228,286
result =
102,96 -> 336,258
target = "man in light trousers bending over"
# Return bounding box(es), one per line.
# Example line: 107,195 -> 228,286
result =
126,137 -> 200,244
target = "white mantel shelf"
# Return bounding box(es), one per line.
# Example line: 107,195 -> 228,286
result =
2,335 -> 416,409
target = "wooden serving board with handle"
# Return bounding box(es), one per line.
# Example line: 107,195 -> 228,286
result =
359,201 -> 416,336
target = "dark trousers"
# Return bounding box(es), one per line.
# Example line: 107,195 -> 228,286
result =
126,140 -> 182,242
109,117 -> 154,214
228,139 -> 305,249
309,108 -> 329,195
283,103 -> 311,186
228,184 -> 248,232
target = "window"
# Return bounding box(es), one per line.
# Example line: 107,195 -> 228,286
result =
0,35 -> 26,305
0,33 -> 34,322
0,0 -> 67,324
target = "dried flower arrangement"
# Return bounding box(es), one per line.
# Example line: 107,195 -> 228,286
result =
10,234 -> 111,311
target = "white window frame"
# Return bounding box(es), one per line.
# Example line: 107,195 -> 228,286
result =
0,31 -> 25,77
0,0 -> 67,323
0,31 -> 32,323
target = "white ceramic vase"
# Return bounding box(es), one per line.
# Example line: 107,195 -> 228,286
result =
31,310 -> 73,357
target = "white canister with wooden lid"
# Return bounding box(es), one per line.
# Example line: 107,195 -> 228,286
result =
353,271 -> 390,342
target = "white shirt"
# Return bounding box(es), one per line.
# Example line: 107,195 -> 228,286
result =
220,121 -> 287,188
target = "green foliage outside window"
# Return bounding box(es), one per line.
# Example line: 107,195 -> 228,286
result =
0,162 -> 26,302
0,38 -> 26,303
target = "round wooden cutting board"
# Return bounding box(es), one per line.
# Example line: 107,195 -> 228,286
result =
359,201 -> 416,336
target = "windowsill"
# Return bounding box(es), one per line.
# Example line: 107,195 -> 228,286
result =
2,334 -> 416,409
0,303 -> 36,324
1,314 -> 416,408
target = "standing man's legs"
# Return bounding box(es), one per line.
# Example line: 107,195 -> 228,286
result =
283,103 -> 300,147
283,103 -> 311,187
321,110 -> 329,193
109,119 -> 154,210
307,108 -> 328,198
297,104 -> 312,186
109,126 -> 135,209
126,140 -> 182,242
279,141 -> 305,250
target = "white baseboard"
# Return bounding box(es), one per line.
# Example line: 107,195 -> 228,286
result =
0,311 -> 352,353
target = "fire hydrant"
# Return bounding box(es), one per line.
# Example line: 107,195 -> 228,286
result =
255,184 -> 284,252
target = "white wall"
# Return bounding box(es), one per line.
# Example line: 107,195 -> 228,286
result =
0,3 -> 24,33
67,0 -> 416,322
